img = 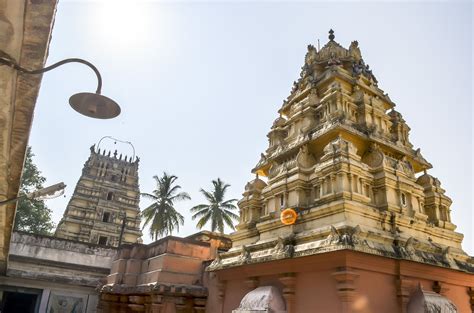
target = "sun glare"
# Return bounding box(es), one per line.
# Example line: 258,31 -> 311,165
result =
90,1 -> 154,50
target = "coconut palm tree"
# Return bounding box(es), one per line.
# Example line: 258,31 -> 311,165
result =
141,172 -> 190,240
190,178 -> 239,233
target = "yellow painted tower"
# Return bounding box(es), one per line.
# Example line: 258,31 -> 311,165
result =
208,30 -> 473,312
55,144 -> 142,246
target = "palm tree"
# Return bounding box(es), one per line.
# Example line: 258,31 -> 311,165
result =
190,178 -> 239,233
141,172 -> 190,240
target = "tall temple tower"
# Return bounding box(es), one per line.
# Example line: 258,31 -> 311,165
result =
55,145 -> 142,247
209,30 -> 474,312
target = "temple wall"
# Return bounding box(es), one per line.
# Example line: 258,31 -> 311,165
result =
99,232 -> 231,313
3,231 -> 116,313
212,251 -> 474,313
9,232 -> 116,270
221,279 -> 249,313
354,269 -> 399,312
444,283 -> 471,313
293,270 -> 341,313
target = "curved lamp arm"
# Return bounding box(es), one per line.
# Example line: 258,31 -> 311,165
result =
0,54 -> 102,94
0,50 -> 120,119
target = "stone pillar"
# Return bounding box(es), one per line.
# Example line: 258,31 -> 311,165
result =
149,303 -> 164,313
279,273 -> 296,313
217,281 -> 226,301
129,295 -> 146,312
332,268 -> 359,313
396,277 -> 414,313
148,294 -> 164,313
331,174 -> 336,194
216,280 -> 226,313
468,287 -> 474,313
175,297 -> 192,313
193,298 -> 206,313
120,295 -> 130,313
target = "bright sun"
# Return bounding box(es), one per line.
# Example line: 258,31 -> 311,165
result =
90,1 -> 154,50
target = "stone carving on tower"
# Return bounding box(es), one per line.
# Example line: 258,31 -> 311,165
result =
208,30 -> 473,272
55,143 -> 142,247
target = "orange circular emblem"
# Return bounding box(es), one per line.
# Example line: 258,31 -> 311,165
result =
280,208 -> 297,225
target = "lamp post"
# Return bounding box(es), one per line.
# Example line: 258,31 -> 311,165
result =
118,212 -> 127,247
0,51 -> 121,119
0,182 -> 66,206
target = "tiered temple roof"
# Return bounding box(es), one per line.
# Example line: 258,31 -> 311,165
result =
208,30 -> 473,273
55,144 -> 142,247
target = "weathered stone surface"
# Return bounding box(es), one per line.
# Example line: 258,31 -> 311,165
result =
209,30 -> 474,313
8,231 -> 116,287
0,0 -> 57,274
98,232 -> 230,313
55,145 -> 142,247
407,284 -> 458,313
232,286 -> 286,313
214,30 -> 472,276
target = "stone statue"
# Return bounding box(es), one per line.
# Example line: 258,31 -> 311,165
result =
349,40 -> 361,61
239,245 -> 251,263
326,225 -> 361,246
296,145 -> 316,169
274,233 -> 296,258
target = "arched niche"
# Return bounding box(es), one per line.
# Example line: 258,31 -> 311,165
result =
407,284 -> 457,313
232,286 -> 286,313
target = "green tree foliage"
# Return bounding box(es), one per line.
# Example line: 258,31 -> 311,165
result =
190,178 -> 239,233
141,172 -> 190,240
14,146 -> 55,235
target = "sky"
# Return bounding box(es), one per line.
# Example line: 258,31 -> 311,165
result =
29,1 -> 473,254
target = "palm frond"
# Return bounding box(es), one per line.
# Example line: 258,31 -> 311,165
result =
222,199 -> 238,206
223,210 -> 240,221
222,212 -> 236,231
190,204 -> 210,213
196,211 -> 212,229
192,208 -> 211,220
140,173 -> 189,240
200,188 -> 215,203
140,193 -> 159,201
192,178 -> 237,233
221,203 -> 238,210
170,191 -> 191,202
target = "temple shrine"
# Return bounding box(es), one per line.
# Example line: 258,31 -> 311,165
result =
55,145 -> 142,247
207,30 -> 474,313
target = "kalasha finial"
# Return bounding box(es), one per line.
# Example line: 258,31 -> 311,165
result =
329,29 -> 335,41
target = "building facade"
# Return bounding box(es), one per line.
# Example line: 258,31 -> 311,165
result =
98,231 -> 231,313
0,0 -> 57,274
55,145 -> 142,247
1,231 -> 116,313
208,30 -> 474,312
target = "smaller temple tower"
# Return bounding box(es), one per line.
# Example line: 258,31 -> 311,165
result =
55,144 -> 142,247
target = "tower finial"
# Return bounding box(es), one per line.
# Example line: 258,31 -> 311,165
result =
329,29 -> 335,41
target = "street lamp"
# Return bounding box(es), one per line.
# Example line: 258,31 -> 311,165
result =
0,51 -> 121,119
118,212 -> 127,247
0,182 -> 66,206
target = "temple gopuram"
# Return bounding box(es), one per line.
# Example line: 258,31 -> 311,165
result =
56,144 -> 142,247
207,30 -> 474,313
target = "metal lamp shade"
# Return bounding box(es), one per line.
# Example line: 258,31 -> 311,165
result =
69,92 -> 121,119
